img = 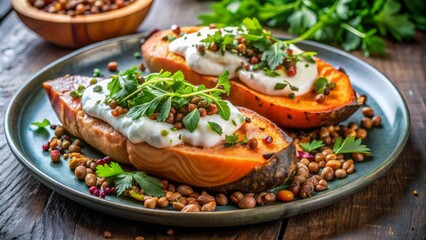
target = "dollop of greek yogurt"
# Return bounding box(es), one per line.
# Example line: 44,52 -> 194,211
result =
169,27 -> 318,96
81,80 -> 244,148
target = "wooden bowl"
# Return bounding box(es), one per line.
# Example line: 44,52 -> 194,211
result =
12,0 -> 154,48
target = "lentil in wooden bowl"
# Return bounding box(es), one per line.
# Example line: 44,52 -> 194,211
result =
12,0 -> 154,48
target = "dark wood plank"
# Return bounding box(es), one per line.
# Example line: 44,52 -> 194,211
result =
283,33 -> 426,240
0,0 -> 12,21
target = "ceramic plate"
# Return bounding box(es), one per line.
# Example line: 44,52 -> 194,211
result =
5,33 -> 410,227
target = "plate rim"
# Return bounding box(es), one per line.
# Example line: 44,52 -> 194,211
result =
4,33 -> 411,227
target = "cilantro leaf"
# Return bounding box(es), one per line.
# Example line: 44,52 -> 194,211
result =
224,134 -> 239,147
31,119 -> 51,128
208,121 -> 223,135
115,175 -> 133,196
96,162 -> 126,177
240,18 -> 272,51
333,136 -> 372,155
373,0 -> 415,41
314,77 -> 329,94
300,139 -> 324,153
132,172 -> 164,197
182,109 -> 200,132
261,42 -> 286,70
96,162 -> 164,196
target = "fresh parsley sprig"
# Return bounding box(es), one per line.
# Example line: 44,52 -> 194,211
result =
300,139 -> 325,153
333,136 -> 372,155
96,162 -> 164,197
107,67 -> 231,132
224,134 -> 248,147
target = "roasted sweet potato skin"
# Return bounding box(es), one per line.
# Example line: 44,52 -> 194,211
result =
142,27 -> 361,129
43,76 -> 297,192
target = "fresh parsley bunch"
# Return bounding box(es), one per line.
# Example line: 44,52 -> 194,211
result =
107,66 -> 231,132
199,0 -> 424,57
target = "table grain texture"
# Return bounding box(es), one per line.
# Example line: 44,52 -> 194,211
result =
0,0 -> 425,239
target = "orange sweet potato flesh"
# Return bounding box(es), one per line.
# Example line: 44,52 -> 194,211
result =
43,76 -> 297,192
142,27 -> 361,129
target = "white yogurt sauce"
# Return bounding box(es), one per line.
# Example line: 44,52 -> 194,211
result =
81,80 -> 244,148
169,27 -> 246,78
169,27 -> 318,96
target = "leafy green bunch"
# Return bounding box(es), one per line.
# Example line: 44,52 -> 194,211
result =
107,66 -> 231,132
199,0 -> 423,56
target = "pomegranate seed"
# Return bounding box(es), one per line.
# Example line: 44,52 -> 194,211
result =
99,191 -> 106,198
96,159 -> 106,165
287,65 -> 297,77
102,156 -> 111,164
160,179 -> 169,190
42,142 -> 50,151
263,136 -> 273,145
93,189 -> 100,196
89,186 -> 98,195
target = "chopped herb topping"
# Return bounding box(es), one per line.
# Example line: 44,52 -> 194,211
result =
31,119 -> 50,128
208,121 -> 223,135
224,134 -> 248,147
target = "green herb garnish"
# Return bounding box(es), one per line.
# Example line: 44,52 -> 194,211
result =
134,52 -> 141,59
333,136 -> 372,155
201,30 -> 235,55
263,67 -> 280,77
300,139 -> 324,153
96,162 -> 164,197
182,109 -> 200,132
314,77 -> 335,94
208,121 -> 223,135
107,67 -> 231,132
274,80 -> 298,92
93,68 -> 103,77
31,119 -> 50,128
274,82 -> 287,90
224,134 -> 248,147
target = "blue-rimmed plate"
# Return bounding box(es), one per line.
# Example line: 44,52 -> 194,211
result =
4,33 -> 410,227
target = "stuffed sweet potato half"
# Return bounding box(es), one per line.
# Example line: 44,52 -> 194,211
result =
43,70 -> 297,193
142,20 -> 361,129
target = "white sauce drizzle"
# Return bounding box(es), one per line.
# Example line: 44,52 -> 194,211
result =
81,80 -> 244,148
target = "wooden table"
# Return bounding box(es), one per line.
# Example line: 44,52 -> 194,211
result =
0,0 -> 425,239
